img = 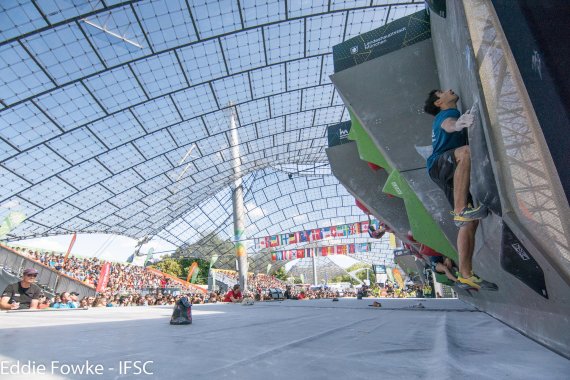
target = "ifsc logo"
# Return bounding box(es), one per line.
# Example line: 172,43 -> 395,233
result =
350,46 -> 358,55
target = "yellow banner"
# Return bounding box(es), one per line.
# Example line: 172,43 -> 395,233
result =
389,233 -> 397,248
392,268 -> 405,289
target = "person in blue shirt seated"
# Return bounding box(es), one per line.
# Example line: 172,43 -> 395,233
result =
51,292 -> 77,308
367,215 -> 389,239
424,89 -> 497,291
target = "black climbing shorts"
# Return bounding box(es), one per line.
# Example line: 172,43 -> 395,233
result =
428,148 -> 473,208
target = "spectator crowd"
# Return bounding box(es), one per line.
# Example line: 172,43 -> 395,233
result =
3,246 -> 436,312
13,247 -> 183,293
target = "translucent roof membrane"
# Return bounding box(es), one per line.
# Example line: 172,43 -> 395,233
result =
1,1 -> 422,266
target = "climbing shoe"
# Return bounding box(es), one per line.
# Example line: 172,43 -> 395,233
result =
457,273 -> 498,291
452,204 -> 489,227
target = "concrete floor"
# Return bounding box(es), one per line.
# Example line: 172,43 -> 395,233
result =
1,298 -> 568,379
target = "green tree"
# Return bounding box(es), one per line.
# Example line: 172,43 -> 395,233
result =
179,257 -> 210,284
331,274 -> 357,284
153,258 -> 183,278
165,232 -> 235,284
346,263 -> 374,282
151,257 -> 210,284
273,267 -> 288,281
174,232 -> 234,260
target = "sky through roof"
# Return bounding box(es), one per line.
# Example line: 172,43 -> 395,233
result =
0,0 -> 424,271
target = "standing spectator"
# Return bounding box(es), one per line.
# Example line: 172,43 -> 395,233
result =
0,268 -> 43,310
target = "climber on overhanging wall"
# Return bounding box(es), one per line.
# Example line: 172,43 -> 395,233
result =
423,89 -> 498,291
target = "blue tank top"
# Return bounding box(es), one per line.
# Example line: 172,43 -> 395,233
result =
426,108 -> 466,171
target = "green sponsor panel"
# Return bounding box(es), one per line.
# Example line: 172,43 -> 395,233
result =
434,272 -> 455,286
383,170 -> 458,262
333,10 -> 430,72
347,111 -> 392,171
382,170 -> 405,199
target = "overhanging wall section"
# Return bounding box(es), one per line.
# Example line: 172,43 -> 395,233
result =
331,37 -> 458,262
326,141 -> 410,237
429,0 -> 570,357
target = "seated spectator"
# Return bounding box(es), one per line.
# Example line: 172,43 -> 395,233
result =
368,224 -> 386,239
37,295 -> 50,309
207,292 -> 218,303
51,295 -> 61,307
428,255 -> 458,283
69,291 -> 80,307
119,296 -> 129,307
367,215 -> 387,240
109,296 -> 121,306
51,292 -> 77,309
223,284 -> 243,303
0,268 -> 42,310
79,297 -> 90,308
92,296 -> 106,307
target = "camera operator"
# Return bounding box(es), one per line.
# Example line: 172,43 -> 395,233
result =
0,268 -> 43,310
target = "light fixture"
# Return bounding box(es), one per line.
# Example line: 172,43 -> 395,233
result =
81,18 -> 143,48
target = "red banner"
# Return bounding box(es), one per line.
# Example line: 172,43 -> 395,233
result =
96,262 -> 111,292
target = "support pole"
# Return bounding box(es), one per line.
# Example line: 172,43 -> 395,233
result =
312,247 -> 318,286
229,105 -> 248,291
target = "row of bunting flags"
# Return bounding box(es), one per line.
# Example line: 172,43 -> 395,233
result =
271,243 -> 371,261
258,220 -> 376,250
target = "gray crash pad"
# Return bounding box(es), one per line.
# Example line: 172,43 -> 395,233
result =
1,299 -> 569,379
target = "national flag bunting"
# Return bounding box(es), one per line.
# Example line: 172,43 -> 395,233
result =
258,219 -> 380,249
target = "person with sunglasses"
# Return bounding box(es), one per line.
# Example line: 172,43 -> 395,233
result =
0,268 -> 43,310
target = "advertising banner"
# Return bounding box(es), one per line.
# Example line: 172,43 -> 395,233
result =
327,121 -> 352,147
333,10 -> 431,73
373,264 -> 386,274
96,262 -> 111,293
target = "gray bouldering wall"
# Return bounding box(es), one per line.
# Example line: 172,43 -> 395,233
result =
329,1 -> 570,357
431,0 -> 570,357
